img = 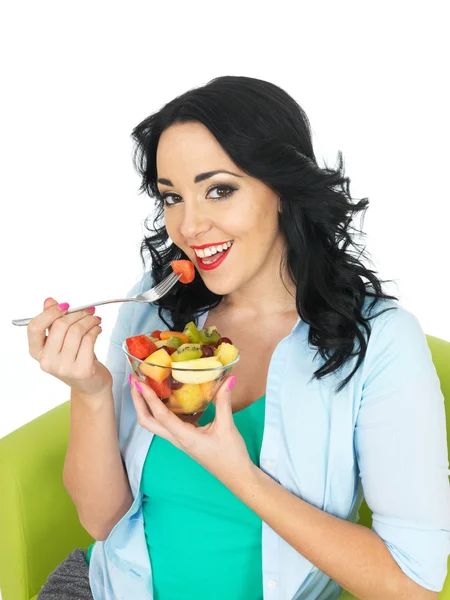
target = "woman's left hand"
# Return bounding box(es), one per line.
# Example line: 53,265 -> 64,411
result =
129,374 -> 255,484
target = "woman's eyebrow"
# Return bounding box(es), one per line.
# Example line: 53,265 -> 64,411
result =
157,170 -> 243,187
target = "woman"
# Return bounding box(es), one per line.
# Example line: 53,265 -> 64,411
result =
30,76 -> 450,599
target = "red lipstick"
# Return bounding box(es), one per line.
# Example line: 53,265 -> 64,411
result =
190,241 -> 233,250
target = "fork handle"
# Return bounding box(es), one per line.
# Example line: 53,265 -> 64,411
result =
11,297 -> 135,326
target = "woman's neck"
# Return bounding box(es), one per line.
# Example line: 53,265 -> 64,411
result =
215,268 -> 297,321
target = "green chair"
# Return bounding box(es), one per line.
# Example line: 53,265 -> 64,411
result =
1,336 -> 449,600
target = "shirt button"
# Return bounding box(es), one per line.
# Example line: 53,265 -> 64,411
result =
263,460 -> 275,469
268,579 -> 277,589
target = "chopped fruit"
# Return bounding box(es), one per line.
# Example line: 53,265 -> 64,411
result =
126,335 -> 158,360
184,321 -> 201,343
199,379 -> 217,400
139,348 -> 172,382
171,260 -> 195,284
171,384 -> 204,412
172,357 -> 223,384
217,336 -> 233,346
214,342 -> 239,366
161,345 -> 176,355
160,330 -> 190,344
200,344 -> 214,357
126,320 -> 239,416
166,373 -> 183,390
165,336 -> 184,350
154,339 -> 168,349
146,376 -> 171,399
198,326 -> 221,345
171,343 -> 203,362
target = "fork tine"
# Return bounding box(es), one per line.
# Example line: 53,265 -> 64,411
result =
149,272 -> 180,299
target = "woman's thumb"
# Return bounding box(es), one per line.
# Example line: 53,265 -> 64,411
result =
215,375 -> 236,424
44,297 -> 59,310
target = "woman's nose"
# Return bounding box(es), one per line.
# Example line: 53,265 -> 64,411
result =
179,202 -> 211,239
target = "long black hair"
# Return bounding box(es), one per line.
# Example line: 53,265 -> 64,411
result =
131,75 -> 397,392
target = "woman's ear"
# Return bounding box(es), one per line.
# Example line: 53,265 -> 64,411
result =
277,196 -> 282,214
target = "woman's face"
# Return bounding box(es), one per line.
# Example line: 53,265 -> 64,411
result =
156,121 -> 285,296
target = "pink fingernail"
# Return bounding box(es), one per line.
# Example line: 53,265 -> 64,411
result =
57,303 -> 70,311
128,373 -> 134,388
135,381 -> 143,394
95,316 -> 102,321
227,375 -> 237,391
86,306 -> 96,313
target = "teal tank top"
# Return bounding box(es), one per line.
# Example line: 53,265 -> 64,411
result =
87,396 -> 265,600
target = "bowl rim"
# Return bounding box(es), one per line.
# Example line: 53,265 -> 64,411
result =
121,335 -> 240,372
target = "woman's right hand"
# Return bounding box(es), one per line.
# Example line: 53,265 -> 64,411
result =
27,297 -> 113,397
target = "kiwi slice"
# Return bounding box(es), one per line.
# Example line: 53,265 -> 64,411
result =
183,321 -> 201,343
165,336 -> 184,350
198,326 -> 221,345
171,343 -> 203,362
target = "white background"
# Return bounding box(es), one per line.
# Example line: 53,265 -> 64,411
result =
1,1 -> 449,445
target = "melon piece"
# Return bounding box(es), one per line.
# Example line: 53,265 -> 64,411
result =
160,330 -> 190,344
199,379 -> 217,401
172,356 -> 223,384
145,376 -> 171,399
171,260 -> 195,284
139,348 -> 172,382
214,342 -> 239,366
126,335 -> 158,360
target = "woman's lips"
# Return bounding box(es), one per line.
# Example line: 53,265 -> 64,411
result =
194,245 -> 232,271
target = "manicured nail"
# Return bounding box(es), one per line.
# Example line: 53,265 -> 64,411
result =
86,307 -> 96,313
128,373 -> 134,388
227,375 -> 237,391
44,297 -> 53,304
57,303 -> 70,311
94,316 -> 102,321
135,381 -> 143,394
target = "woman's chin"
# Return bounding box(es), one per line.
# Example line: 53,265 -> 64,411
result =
199,274 -> 236,297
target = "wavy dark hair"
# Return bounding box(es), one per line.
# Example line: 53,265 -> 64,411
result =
131,75 -> 397,392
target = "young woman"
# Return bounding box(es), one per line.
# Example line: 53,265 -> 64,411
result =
30,76 -> 449,600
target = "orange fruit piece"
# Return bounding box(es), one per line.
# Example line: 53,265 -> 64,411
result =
171,260 -> 195,284
139,348 -> 172,382
159,330 -> 189,344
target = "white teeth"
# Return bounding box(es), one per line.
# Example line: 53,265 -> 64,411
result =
193,241 -> 233,258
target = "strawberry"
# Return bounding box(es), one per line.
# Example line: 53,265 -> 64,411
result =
151,329 -> 162,339
146,376 -> 172,399
171,260 -> 195,284
125,335 -> 158,360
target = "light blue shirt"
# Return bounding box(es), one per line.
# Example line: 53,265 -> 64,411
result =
88,271 -> 450,599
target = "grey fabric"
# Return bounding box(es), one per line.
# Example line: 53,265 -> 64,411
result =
37,549 -> 93,599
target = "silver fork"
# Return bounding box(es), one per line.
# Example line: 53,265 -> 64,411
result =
12,272 -> 181,326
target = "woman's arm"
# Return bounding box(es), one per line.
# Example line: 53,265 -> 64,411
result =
63,388 -> 134,540
224,463 -> 438,600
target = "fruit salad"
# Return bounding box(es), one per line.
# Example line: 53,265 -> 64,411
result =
124,321 -> 239,415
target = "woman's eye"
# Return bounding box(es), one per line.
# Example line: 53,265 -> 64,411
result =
161,193 -> 181,207
207,185 -> 237,200
161,184 -> 237,207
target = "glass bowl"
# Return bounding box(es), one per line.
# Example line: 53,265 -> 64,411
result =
122,333 -> 240,416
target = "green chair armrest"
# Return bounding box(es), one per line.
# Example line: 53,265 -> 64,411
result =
0,401 -> 93,600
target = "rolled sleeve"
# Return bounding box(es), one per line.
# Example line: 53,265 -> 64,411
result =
354,307 -> 450,591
